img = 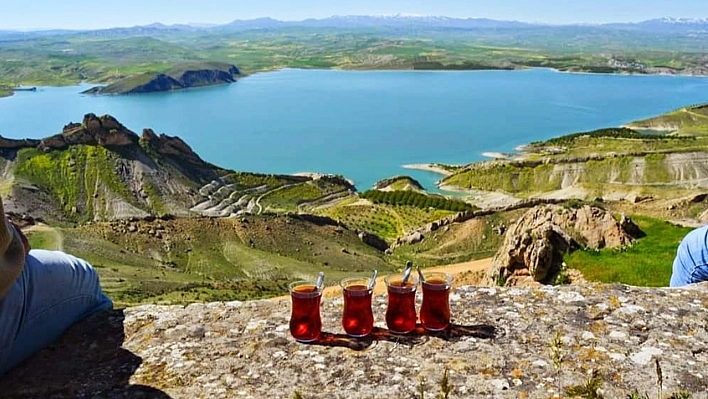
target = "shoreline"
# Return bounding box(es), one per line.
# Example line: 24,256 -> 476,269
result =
10,65 -> 708,93
481,151 -> 509,160
402,163 -> 455,176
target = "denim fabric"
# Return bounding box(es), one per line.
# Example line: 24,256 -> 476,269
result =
671,225 -> 708,287
0,250 -> 112,376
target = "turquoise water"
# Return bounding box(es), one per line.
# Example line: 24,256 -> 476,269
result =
1,68 -> 707,191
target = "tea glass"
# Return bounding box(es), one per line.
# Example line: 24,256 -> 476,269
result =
340,277 -> 375,337
420,272 -> 454,331
384,273 -> 419,334
289,280 -> 323,342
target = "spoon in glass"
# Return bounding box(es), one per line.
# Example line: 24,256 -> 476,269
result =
417,264 -> 426,283
368,269 -> 378,290
315,271 -> 325,291
402,261 -> 413,285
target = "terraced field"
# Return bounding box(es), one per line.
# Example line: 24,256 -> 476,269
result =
259,179 -> 349,213
318,198 -> 455,242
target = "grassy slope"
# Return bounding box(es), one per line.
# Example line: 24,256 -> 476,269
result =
443,152 -> 707,198
443,120 -> 708,198
391,210 -> 523,267
565,216 -> 691,287
377,176 -> 425,192
260,180 -> 345,213
26,216 -> 396,307
14,146 -> 139,221
628,104 -> 708,136
317,197 -> 455,242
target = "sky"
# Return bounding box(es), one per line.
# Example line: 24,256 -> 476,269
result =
1,0 -> 707,30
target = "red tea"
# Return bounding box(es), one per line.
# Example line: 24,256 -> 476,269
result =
420,275 -> 452,331
289,284 -> 322,342
341,284 -> 374,337
385,279 -> 417,334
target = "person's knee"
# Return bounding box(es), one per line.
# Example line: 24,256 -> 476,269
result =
25,250 -> 112,310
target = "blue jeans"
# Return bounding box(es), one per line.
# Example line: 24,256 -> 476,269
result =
0,250 -> 113,376
671,225 -> 708,287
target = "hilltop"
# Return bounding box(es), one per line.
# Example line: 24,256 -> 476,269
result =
83,62 -> 241,95
0,113 -> 227,221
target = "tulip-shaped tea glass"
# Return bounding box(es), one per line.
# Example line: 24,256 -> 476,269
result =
384,273 -> 419,334
340,277 -> 375,337
289,280 -> 323,342
420,272 -> 453,331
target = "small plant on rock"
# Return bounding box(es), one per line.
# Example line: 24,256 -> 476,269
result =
626,390 -> 649,399
554,262 -> 571,285
418,376 -> 426,399
655,359 -> 663,399
439,369 -> 452,399
549,331 -> 565,395
565,369 -> 604,399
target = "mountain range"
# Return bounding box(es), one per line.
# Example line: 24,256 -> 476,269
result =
4,15 -> 708,37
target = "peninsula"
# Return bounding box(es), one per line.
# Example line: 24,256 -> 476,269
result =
82,63 -> 241,95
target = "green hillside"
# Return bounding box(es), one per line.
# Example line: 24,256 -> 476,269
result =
443,112 -> 708,199
627,104 -> 708,136
26,215 -> 396,307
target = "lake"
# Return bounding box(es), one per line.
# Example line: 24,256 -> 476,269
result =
1,68 -> 707,191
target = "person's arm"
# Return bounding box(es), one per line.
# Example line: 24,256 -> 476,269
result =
0,198 -> 28,299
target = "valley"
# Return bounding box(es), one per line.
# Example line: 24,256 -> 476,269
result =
2,101 -> 707,305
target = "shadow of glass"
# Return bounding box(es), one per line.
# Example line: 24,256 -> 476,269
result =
0,310 -> 173,398
304,323 -> 496,351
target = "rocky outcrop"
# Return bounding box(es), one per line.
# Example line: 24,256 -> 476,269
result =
358,231 -> 389,251
141,128 -> 207,166
2,284 -> 707,398
0,136 -> 40,151
390,198 -> 567,250
484,205 -> 642,286
38,113 -> 139,151
173,65 -> 240,88
2,114 -> 229,222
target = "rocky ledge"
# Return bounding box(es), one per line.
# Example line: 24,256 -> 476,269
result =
2,284 -> 707,399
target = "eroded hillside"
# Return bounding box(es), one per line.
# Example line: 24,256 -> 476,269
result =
442,120 -> 708,210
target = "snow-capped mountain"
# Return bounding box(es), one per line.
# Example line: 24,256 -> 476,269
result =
606,17 -> 708,32
216,15 -> 533,30
4,15 -> 708,35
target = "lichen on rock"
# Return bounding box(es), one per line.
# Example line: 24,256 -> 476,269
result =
1,283 -> 706,398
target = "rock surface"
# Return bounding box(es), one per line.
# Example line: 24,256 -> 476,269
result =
358,231 -> 389,251
38,113 -> 139,151
484,205 -> 641,286
2,283 -> 707,399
